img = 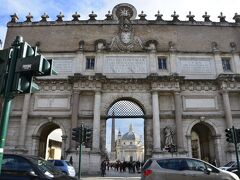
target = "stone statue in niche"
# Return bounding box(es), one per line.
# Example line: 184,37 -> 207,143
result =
163,126 -> 175,149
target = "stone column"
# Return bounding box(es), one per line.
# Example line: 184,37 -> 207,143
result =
185,135 -> 192,157
212,135 -> 222,166
61,135 -> 67,159
232,52 -> 240,73
70,91 -> 80,150
169,50 -> 177,73
92,91 -> 101,151
17,94 -> 31,149
213,51 -> 223,75
31,135 -> 40,156
152,91 -> 161,151
174,92 -> 184,151
222,90 -> 233,128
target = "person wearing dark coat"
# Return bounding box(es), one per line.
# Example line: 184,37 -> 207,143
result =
101,160 -> 106,177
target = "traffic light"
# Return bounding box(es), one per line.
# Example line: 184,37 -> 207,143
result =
225,128 -> 234,143
12,41 -> 57,94
235,129 -> 240,143
83,127 -> 92,143
0,48 -> 12,95
72,127 -> 81,142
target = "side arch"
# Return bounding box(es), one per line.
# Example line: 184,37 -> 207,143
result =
186,119 -> 220,137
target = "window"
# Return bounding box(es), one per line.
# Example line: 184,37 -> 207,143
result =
86,57 -> 95,70
158,57 -> 167,70
54,160 -> 64,166
157,159 -> 188,171
2,156 -> 32,172
222,57 -> 231,71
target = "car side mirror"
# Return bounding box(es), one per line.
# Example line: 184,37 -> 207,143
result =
204,168 -> 212,175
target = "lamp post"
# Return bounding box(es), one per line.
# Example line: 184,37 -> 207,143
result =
0,39 -> 2,49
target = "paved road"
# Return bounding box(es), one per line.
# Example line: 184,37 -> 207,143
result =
80,169 -> 141,180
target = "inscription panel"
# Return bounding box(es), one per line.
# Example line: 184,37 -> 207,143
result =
103,56 -> 148,74
185,98 -> 216,109
34,95 -> 70,110
177,57 -> 215,75
52,58 -> 74,74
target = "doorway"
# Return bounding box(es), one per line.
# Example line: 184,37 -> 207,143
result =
191,123 -> 216,164
105,99 -> 145,162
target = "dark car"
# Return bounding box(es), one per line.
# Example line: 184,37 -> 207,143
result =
0,154 -> 77,180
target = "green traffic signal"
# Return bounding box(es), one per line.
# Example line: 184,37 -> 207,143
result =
225,128 -> 234,143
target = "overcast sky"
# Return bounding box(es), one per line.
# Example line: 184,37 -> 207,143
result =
1,0 -> 240,48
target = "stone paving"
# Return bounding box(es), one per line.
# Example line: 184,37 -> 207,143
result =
80,169 -> 141,180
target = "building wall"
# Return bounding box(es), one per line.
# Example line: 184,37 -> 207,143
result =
3,3 -> 240,174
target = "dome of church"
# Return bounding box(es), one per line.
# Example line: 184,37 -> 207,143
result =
121,124 -> 139,141
122,131 -> 136,140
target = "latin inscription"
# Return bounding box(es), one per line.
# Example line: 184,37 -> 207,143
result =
185,98 -> 216,109
177,57 -> 213,75
52,58 -> 74,74
35,97 -> 70,109
104,56 -> 148,74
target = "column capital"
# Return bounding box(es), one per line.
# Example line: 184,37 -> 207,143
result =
151,89 -> 159,94
73,90 -> 80,94
173,91 -> 181,95
94,89 -> 102,94
221,89 -> 229,94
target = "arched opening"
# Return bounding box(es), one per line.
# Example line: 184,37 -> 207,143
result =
105,99 -> 145,163
38,123 -> 63,159
191,123 -> 216,164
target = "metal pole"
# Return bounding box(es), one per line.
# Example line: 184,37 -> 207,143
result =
233,126 -> 240,175
78,124 -> 83,179
0,36 -> 22,173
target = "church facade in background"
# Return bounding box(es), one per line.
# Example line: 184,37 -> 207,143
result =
115,124 -> 144,162
3,3 -> 240,174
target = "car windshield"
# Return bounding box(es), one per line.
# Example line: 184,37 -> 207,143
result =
27,157 -> 63,176
224,161 -> 236,167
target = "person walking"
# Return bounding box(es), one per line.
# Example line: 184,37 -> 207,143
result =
101,160 -> 106,177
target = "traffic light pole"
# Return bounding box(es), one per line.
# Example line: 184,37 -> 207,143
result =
78,124 -> 83,180
232,126 -> 240,175
0,36 -> 22,172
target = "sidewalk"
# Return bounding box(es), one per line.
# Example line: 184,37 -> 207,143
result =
80,169 -> 141,180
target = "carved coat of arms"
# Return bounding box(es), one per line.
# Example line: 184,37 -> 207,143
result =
110,4 -> 143,52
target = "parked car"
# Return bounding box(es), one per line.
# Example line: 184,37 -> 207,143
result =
220,161 -> 238,170
0,154 -> 77,180
47,160 -> 76,177
141,157 -> 239,180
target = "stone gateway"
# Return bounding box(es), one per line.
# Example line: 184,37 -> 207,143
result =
3,3 -> 240,174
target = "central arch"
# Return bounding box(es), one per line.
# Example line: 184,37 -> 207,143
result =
105,98 -> 145,162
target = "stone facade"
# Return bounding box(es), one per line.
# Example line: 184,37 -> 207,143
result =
3,3 -> 240,174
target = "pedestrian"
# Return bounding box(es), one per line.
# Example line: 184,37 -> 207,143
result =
101,160 -> 106,177
69,156 -> 73,165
